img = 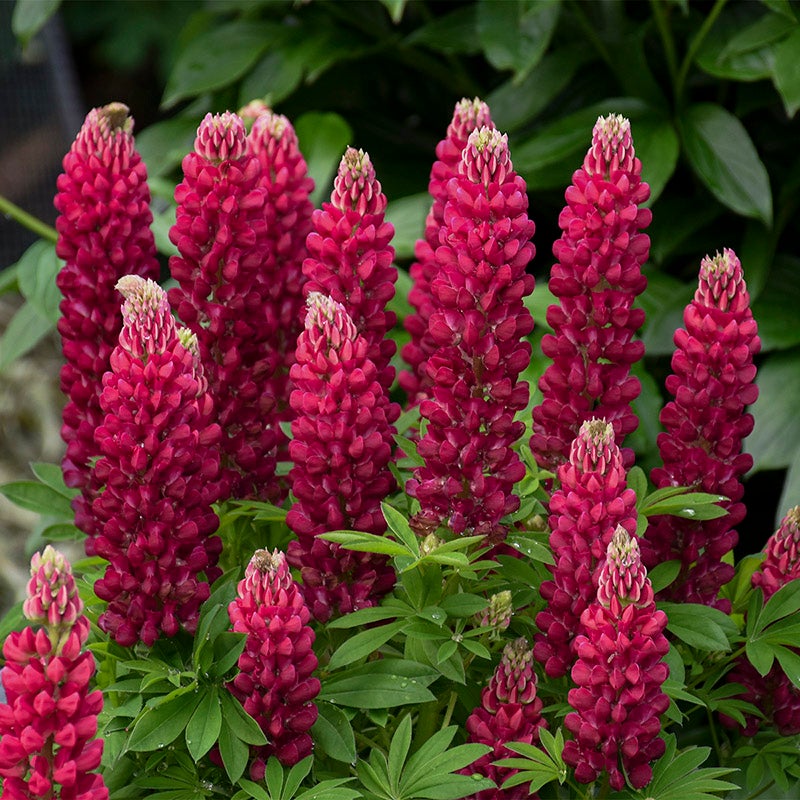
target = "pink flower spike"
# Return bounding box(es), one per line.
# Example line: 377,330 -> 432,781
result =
462,637 -> 547,800
407,125 -> 535,541
563,527 -> 669,791
287,293 -> 399,621
55,102 -> 159,505
228,549 -> 320,774
401,97 -> 494,405
303,147 -> 397,394
531,114 -> 651,473
642,248 -> 760,610
534,418 -> 638,678
753,506 -> 800,602
78,275 -> 223,647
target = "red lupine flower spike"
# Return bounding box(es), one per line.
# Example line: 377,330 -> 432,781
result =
286,293 -> 399,621
169,110 -> 280,502
563,527 -> 669,791
534,419 -> 638,678
531,114 -> 651,473
228,549 -> 320,775
407,125 -> 535,541
246,106 -> 315,474
641,248 -> 760,610
76,276 -> 222,647
55,102 -> 159,511
722,506 -> 800,736
402,97 -> 494,405
303,147 -> 397,394
0,549 -> 108,799
462,637 -> 547,800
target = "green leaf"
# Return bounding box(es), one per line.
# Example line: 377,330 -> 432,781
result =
628,466 -> 648,505
295,112 -> 353,207
681,103 -> 772,226
312,702 -> 356,763
649,560 -> 682,594
240,49 -> 304,108
127,692 -> 202,751
0,480 -> 75,518
438,593 -> 491,618
41,522 -> 85,542
385,193 -> 429,261
210,631 -> 247,678
16,240 -> 61,323
774,646 -> 800,688
754,579 -> 800,631
219,720 -> 250,784
751,256 -> 800,349
320,671 -> 436,708
381,502 -> 420,555
405,5 -> 480,55
12,0 -> 60,46
380,0 -> 406,24
185,688 -> 222,761
282,757 -> 313,800
327,619 -> 406,670
0,301 -> 55,372
162,22 -> 283,108
219,690 -> 267,746
642,490 -> 728,520
659,602 -> 734,651
635,119 -> 680,203
746,639 -> 775,676
327,601 -> 412,629
772,28 -> 800,117
320,530 -> 411,557
388,715 -> 412,792
137,117 -> 199,179
477,0 -> 559,79
30,462 -> 76,498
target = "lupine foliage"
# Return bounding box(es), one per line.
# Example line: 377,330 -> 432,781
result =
3,3 -> 800,798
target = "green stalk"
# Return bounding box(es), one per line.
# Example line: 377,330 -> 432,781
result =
0,193 -> 58,244
675,0 -> 729,106
649,0 -> 679,91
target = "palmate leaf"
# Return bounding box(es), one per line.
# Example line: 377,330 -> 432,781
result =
634,735 -> 739,800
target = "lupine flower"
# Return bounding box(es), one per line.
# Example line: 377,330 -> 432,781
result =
246,105 -> 315,466
55,102 -> 159,501
407,126 -> 535,541
480,590 -> 514,638
722,506 -> 800,736
641,249 -> 760,610
303,147 -> 397,394
531,114 -> 651,473
75,276 -> 222,647
534,419 -> 638,678
401,97 -> 494,405
563,527 -> 669,791
286,293 -> 399,621
462,637 -> 547,800
0,548 -> 107,799
228,549 -> 320,775
169,111 -> 280,502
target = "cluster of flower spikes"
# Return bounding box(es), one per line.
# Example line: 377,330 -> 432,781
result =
0,547 -> 108,799
54,102 -> 159,507
462,637 -> 547,800
401,97 -> 494,405
242,101 -> 315,464
641,248 -> 760,610
76,276 -> 223,647
721,506 -> 800,736
406,126 -> 535,541
286,293 -> 399,621
228,549 -> 320,776
534,418 -> 638,679
563,527 -> 669,791
168,110 -> 280,502
531,114 -> 651,473
303,147 -> 397,394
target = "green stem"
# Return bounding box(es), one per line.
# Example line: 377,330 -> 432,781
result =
441,691 -> 457,729
706,706 -> 723,763
568,0 -> 614,71
745,779 -> 776,800
0,194 -> 58,243
674,0 -> 729,106
649,0 -> 679,91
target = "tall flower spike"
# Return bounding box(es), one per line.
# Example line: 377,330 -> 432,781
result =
246,106 -> 315,474
534,419 -> 638,678
462,637 -> 547,800
303,147 -> 397,394
169,111 -> 279,502
228,549 -> 320,776
286,293 -> 399,621
74,276 -> 223,647
0,549 -> 108,799
531,114 -> 651,473
402,98 -> 494,405
563,527 -> 669,791
721,506 -> 800,737
407,126 -> 535,541
641,249 -> 760,609
55,102 -> 159,509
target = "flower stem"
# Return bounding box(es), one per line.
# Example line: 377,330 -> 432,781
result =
649,0 -> 679,91
0,193 -> 57,244
674,0 -> 729,106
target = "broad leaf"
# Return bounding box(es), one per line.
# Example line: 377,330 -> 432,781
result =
12,0 -> 60,46
185,689 -> 222,761
772,29 -> 800,117
295,112 -> 353,206
312,702 -> 356,763
659,602 -> 734,651
127,692 -> 202,751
